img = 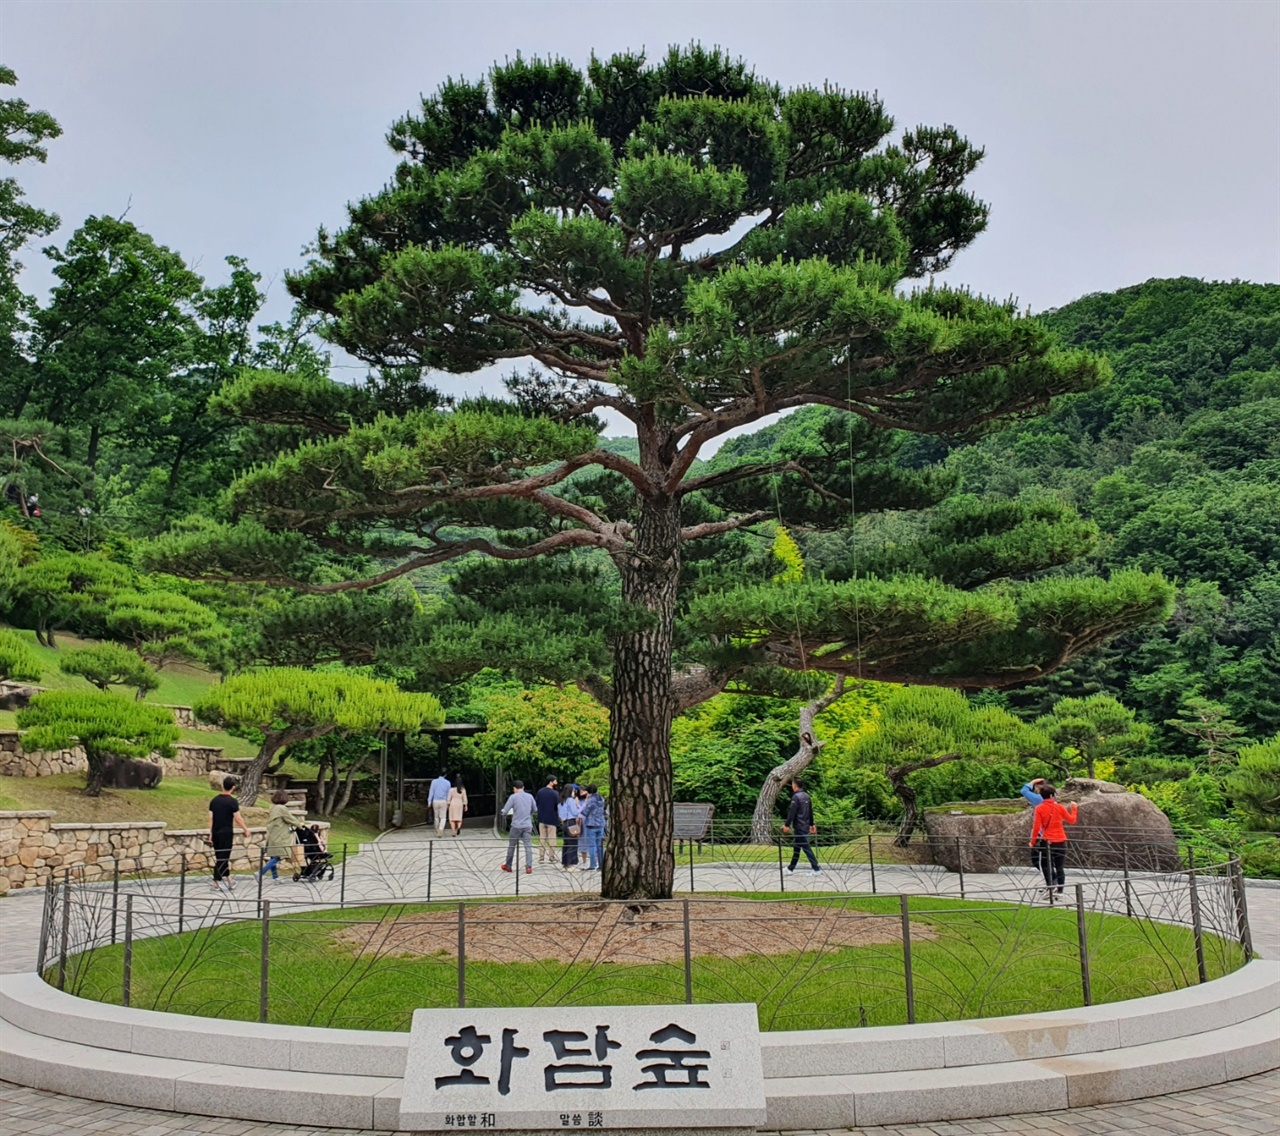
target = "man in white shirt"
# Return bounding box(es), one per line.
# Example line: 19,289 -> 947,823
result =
428,771 -> 452,836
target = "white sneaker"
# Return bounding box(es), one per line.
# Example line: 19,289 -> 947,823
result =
811,868 -> 822,874
210,881 -> 222,893
785,866 -> 795,873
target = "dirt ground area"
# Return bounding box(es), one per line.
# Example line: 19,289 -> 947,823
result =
332,897 -> 934,964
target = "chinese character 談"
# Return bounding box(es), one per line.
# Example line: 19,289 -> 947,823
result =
588,1111 -> 604,1127
633,1023 -> 711,1090
543,1025 -> 622,1090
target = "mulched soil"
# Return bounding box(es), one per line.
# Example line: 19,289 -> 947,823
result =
332,897 -> 934,965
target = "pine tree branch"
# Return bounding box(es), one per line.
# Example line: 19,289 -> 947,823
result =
679,510 -> 773,542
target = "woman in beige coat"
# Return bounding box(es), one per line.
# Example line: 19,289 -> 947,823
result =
258,790 -> 297,881
447,778 -> 468,836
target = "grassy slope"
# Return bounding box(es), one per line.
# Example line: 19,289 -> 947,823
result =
0,628 -> 257,758
62,895 -> 1240,1031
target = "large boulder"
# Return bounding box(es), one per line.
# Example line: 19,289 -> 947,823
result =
922,779 -> 1181,873
99,755 -> 164,790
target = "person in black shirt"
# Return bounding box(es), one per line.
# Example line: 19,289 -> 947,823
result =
535,776 -> 561,864
782,778 -> 821,874
208,776 -> 251,892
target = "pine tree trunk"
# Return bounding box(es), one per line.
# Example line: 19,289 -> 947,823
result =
601,494 -> 681,901
83,752 -> 105,797
235,733 -> 290,806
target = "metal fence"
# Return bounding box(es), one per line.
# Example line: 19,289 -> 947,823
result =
38,843 -> 1253,1035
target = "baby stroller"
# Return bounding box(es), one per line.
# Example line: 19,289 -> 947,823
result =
291,824 -> 335,883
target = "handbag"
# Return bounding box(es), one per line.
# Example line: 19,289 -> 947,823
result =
567,821 -> 582,837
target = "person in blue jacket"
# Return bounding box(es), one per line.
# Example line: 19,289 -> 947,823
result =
580,784 -> 606,871
1021,779 -> 1054,891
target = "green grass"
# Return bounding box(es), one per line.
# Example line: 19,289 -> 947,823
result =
60,895 -> 1243,1032
2,627 -> 220,706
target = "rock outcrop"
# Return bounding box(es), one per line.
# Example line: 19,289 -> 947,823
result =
922,779 -> 1181,873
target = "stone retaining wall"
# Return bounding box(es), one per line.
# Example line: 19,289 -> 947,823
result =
0,732 -> 84,777
0,731 -> 222,779
0,809 -> 326,894
160,705 -> 219,732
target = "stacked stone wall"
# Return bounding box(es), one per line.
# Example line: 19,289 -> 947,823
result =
0,809 -> 325,894
0,731 -> 220,778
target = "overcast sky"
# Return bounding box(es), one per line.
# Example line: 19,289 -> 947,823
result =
3,0 -> 1278,426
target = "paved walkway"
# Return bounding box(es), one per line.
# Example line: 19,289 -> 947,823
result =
2,1070 -> 1278,1136
0,836 -> 1276,1134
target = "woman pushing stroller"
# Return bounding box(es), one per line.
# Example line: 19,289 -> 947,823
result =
1021,778 -> 1078,902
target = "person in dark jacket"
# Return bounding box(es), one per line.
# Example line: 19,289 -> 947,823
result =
535,776 -> 561,863
782,779 -> 821,873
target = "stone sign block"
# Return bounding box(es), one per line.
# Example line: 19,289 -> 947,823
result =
399,1003 -> 765,1132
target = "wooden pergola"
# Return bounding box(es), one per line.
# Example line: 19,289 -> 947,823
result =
377,723 -> 486,830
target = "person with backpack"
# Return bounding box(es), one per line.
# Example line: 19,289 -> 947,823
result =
782,778 -> 821,874
1025,779 -> 1079,900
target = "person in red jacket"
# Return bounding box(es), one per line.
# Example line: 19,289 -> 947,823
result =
1029,782 -> 1078,901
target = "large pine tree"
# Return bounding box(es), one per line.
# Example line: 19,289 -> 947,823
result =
155,48 -> 1172,898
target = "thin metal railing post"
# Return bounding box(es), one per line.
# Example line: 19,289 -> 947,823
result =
1230,858 -> 1253,961
259,900 -> 271,1023
1122,845 -> 1133,919
955,837 -> 965,899
110,861 -> 120,945
36,879 -> 52,975
1075,884 -> 1092,1006
777,837 -> 785,892
868,834 -> 876,894
1187,868 -> 1208,984
688,838 -> 695,893
340,844 -> 348,908
457,903 -> 466,1008
178,854 -> 186,934
899,894 -> 915,1025
683,899 -> 693,1005
427,840 -> 433,903
57,869 -> 71,992
122,895 -> 134,1008
256,846 -> 265,919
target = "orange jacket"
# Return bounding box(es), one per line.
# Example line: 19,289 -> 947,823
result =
1030,800 -> 1078,845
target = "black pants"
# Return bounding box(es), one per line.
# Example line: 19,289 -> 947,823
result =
212,829 -> 233,882
561,828 -> 579,866
1037,840 -> 1066,892
790,833 -> 819,870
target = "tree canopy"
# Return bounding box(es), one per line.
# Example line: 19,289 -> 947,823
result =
145,47 -> 1174,898
193,668 -> 443,803
18,689 -> 178,796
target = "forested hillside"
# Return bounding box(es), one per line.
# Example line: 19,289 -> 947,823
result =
717,279 -> 1280,859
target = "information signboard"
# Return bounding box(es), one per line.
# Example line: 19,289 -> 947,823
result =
400,1003 -> 765,1132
